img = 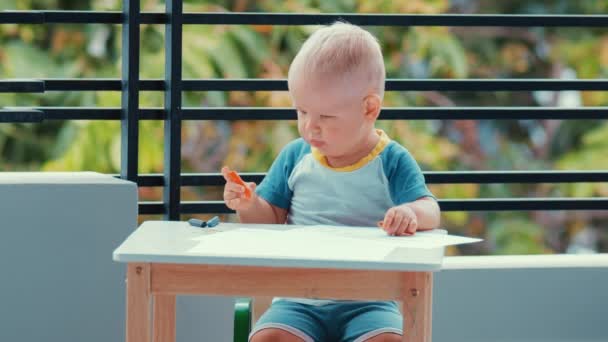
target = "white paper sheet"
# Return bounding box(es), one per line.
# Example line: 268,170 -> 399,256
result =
186,228 -> 393,261
286,226 -> 482,248
186,224 -> 481,259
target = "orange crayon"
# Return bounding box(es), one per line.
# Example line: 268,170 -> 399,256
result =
227,169 -> 252,199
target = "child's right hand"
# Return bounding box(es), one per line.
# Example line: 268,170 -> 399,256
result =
222,166 -> 257,211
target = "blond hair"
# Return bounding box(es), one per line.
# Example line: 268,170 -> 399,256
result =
288,21 -> 386,100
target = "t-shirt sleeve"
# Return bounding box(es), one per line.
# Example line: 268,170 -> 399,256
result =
382,143 -> 435,205
255,139 -> 307,209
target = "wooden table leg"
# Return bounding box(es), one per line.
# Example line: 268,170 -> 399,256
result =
153,295 -> 176,342
401,272 -> 433,342
127,263 -> 151,342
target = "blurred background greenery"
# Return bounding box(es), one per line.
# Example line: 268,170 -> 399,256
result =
1,0 -> 607,255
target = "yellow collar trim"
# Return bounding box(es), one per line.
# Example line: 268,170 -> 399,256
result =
311,129 -> 390,172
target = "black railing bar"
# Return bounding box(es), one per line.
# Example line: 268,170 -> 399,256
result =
0,109 -> 44,123
4,11 -> 608,27
138,108 -> 166,119
122,171 -> 608,187
140,12 -> 167,23
0,11 -> 44,24
41,79 -> 164,91
129,174 -> 164,187
44,10 -> 122,23
183,13 -> 608,27
179,201 -> 231,214
379,107 -> 608,120
424,171 -> 608,183
43,79 -> 122,91
7,79 -> 608,92
172,198 -> 608,214
0,80 -> 44,93
146,171 -> 608,187
139,202 -> 165,215
46,11 -> 168,24
182,171 -> 608,185
7,106 -> 606,121
183,79 -> 608,91
120,0 -> 141,183
0,10 -> 167,24
182,107 -> 294,120
139,80 -> 165,90
139,198 -> 608,215
438,198 -> 608,211
183,107 -> 608,120
37,107 -> 120,120
14,107 -> 165,120
0,10 -> 121,23
163,0 -> 183,221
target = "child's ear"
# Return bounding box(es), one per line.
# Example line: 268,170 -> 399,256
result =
363,94 -> 382,120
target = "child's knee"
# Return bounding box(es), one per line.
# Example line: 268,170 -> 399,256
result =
250,328 -> 306,342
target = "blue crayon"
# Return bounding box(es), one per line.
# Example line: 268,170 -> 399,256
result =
188,216 -> 220,228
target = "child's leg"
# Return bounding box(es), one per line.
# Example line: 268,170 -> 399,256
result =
249,300 -> 327,342
249,328 -> 306,342
357,333 -> 402,342
333,301 -> 403,342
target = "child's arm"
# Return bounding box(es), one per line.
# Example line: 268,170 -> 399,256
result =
403,197 -> 440,230
380,197 -> 440,236
238,196 -> 288,224
222,166 -> 288,224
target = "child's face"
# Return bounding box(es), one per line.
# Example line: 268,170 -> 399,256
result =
291,75 -> 376,161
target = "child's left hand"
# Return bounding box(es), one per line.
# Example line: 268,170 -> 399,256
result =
378,205 -> 418,236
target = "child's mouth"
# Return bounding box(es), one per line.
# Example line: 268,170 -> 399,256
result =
309,139 -> 325,148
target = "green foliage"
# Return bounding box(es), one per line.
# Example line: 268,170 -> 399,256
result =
43,121 -> 120,172
488,215 -> 548,255
556,123 -> 608,197
404,27 -> 468,78
1,0 -> 607,255
557,123 -> 608,171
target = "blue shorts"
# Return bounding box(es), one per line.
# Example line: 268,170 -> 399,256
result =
249,300 -> 403,342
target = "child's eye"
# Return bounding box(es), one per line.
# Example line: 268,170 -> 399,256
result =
320,115 -> 334,119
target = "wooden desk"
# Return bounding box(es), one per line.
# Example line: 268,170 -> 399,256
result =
113,221 -> 445,342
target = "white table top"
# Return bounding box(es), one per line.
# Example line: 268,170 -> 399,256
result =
0,171 -> 130,185
113,221 -> 446,271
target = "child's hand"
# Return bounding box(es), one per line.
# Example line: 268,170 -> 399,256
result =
222,166 -> 257,211
378,205 -> 418,236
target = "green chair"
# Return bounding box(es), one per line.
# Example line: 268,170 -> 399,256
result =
234,298 -> 253,342
234,297 -> 276,342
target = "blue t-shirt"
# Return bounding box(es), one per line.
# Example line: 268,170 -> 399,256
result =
256,129 -> 434,227
255,129 -> 435,305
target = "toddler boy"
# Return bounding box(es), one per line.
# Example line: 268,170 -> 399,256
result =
223,21 -> 440,342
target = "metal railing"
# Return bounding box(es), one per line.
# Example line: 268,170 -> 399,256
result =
1,2 -> 607,219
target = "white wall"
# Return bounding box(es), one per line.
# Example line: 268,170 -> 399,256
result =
0,173 -> 137,342
1,173 -> 605,342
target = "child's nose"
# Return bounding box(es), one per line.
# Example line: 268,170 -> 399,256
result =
306,115 -> 320,131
